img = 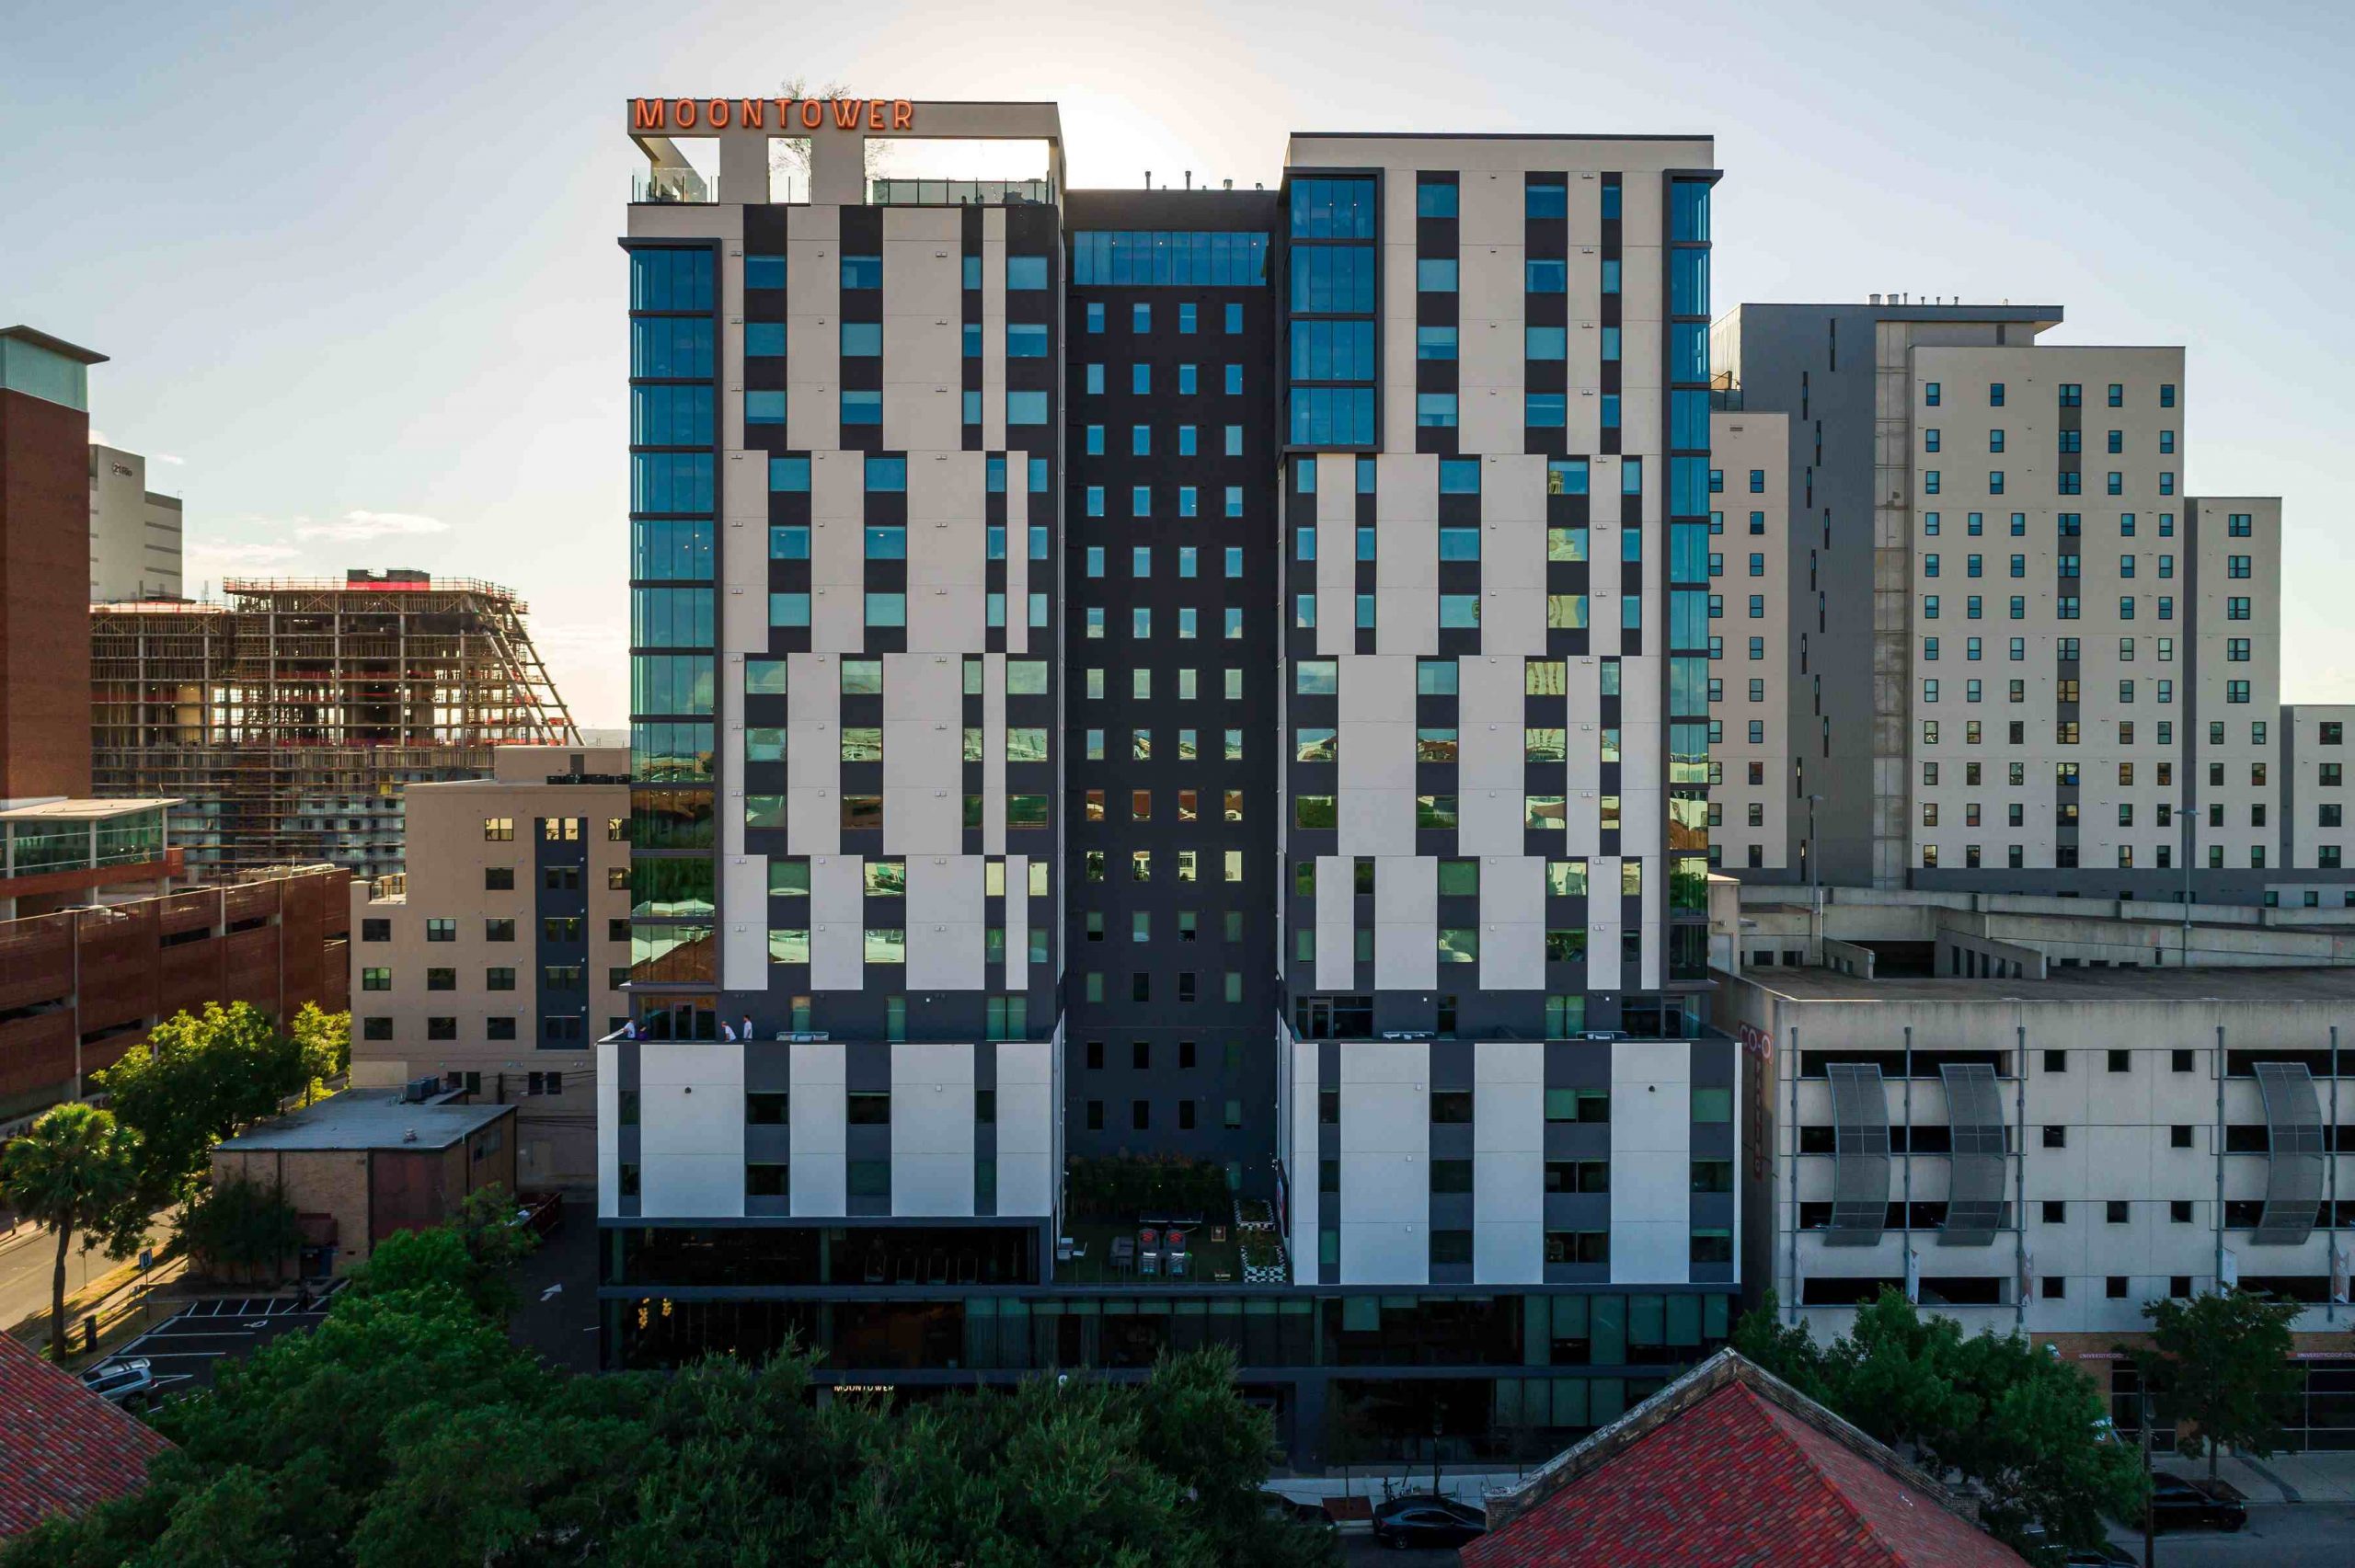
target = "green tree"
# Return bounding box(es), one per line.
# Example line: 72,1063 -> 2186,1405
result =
288,1001 -> 350,1103
1729,1288 -> 2140,1557
346,1185 -> 536,1322
178,1174 -> 304,1285
0,1104 -> 141,1361
2138,1288 -> 2304,1481
95,1001 -> 307,1242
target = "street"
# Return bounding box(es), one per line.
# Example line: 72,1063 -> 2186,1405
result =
2113,1503 -> 2355,1567
0,1209 -> 173,1340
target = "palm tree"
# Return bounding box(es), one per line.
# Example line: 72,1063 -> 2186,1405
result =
0,1104 -> 140,1361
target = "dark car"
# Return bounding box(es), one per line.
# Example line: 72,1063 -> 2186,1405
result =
1372,1494 -> 1487,1551
2148,1473 -> 2248,1532
1261,1494 -> 1338,1533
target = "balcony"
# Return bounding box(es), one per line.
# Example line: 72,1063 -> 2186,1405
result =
631,166 -> 715,204
867,177 -> 1052,207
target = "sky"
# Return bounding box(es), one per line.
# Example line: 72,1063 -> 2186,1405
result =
5,0 -> 2349,727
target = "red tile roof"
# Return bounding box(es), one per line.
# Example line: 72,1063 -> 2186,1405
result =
0,1333 -> 172,1537
1464,1355 -> 2028,1568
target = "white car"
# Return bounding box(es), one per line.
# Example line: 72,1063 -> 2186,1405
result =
79,1357 -> 155,1407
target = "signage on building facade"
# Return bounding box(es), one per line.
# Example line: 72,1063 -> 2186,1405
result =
631,97 -> 914,133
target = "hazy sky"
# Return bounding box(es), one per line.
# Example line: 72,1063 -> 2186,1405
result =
6,0 -> 2348,726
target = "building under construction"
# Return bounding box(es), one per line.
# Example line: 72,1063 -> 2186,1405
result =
92,570 -> 582,881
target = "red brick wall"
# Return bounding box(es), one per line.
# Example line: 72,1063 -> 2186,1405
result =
0,387 -> 93,797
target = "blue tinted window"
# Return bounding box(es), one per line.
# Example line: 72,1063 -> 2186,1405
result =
1416,326 -> 1458,361
1417,393 -> 1458,429
962,255 -> 982,290
1178,303 -> 1197,334
865,456 -> 906,492
631,587 -> 713,647
1132,425 -> 1150,455
1029,456 -> 1048,492
1525,182 -> 1567,219
1548,459 -> 1589,496
865,592 -> 906,627
1439,459 -> 1481,495
1069,231 -> 1270,285
1290,246 -> 1375,312
768,525 -> 808,560
987,455 -> 1007,493
1085,302 -> 1103,332
744,390 -> 785,426
744,255 -> 786,290
1006,391 -> 1049,425
744,322 -> 785,358
1086,486 -> 1104,517
1133,363 -> 1152,394
1525,326 -> 1566,361
840,322 -> 881,357
1288,387 -> 1374,446
1416,180 -> 1458,217
1006,256 -> 1049,290
1670,248 -> 1710,315
840,255 -> 881,289
633,519 -> 714,579
1132,303 -> 1150,333
1525,393 -> 1566,427
769,456 -> 810,492
1670,322 -> 1709,383
1225,303 -> 1243,333
963,324 -> 982,359
1601,326 -> 1621,361
1525,259 -> 1567,293
1290,178 -> 1376,239
631,453 -> 712,513
863,526 -> 906,560
1623,457 -> 1644,497
1224,364 -> 1243,395
1601,259 -> 1621,294
839,390 -> 881,426
1670,389 -> 1711,450
1416,258 -> 1459,292
1356,457 -> 1377,494
961,390 -> 981,424
1006,324 -> 1049,358
1296,458 -> 1316,493
1670,457 -> 1711,515
1601,184 -> 1622,220
630,384 -> 712,445
629,247 -> 712,311
630,317 -> 713,378
1291,320 -> 1378,379
1601,395 -> 1621,429
1132,486 -> 1152,517
1671,181 -> 1711,242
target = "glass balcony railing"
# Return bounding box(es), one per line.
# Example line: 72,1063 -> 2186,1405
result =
632,167 -> 715,204
867,177 -> 1053,207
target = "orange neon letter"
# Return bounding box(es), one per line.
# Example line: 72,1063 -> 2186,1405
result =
891,99 -> 913,130
631,98 -> 666,131
707,98 -> 730,128
740,98 -> 765,128
673,97 -> 697,129
799,99 -> 824,129
832,98 -> 861,129
868,99 -> 887,130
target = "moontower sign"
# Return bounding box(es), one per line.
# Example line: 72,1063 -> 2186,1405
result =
630,97 -> 914,132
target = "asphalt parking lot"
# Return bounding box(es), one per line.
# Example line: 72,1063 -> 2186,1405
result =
98,1290 -> 336,1403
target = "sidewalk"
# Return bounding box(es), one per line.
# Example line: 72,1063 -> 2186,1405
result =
2193,1449 -> 2355,1505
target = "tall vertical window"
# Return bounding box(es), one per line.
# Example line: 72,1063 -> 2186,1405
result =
1287,175 -> 1377,446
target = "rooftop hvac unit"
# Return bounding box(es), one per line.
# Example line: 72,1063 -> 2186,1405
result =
401,1074 -> 443,1104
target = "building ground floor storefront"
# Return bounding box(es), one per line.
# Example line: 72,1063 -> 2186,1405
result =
2057,1333 -> 2355,1454
598,1222 -> 1736,1467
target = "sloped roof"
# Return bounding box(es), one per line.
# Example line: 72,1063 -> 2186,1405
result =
1463,1350 -> 2027,1568
0,1333 -> 172,1536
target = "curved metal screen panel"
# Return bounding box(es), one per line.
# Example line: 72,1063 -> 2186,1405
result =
1938,1062 -> 2006,1247
1825,1062 -> 1891,1246
2254,1060 -> 2326,1245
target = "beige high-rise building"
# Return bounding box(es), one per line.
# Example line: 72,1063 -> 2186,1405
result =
348,745 -> 628,1190
87,443 -> 182,602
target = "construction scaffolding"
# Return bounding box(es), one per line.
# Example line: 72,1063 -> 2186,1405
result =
92,570 -> 582,881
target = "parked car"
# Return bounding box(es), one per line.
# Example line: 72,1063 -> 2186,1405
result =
2062,1542 -> 2135,1566
2148,1473 -> 2248,1532
1372,1494 -> 1487,1551
79,1357 -> 154,1407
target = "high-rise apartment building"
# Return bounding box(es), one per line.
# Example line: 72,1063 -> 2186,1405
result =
606,100 -> 1743,1465
88,442 -> 183,603
1711,304 -> 2339,904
